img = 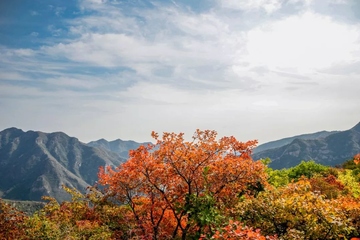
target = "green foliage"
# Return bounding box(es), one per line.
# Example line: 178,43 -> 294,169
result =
342,158 -> 360,182
184,193 -> 224,239
342,158 -> 358,170
267,160 -> 333,188
260,157 -> 271,166
287,160 -> 329,180
267,169 -> 290,188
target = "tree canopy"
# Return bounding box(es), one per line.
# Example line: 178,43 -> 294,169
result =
99,130 -> 266,239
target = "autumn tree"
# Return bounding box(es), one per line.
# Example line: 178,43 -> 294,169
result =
237,179 -> 357,239
99,130 -> 266,239
0,199 -> 27,239
22,187 -> 116,239
309,174 -> 347,199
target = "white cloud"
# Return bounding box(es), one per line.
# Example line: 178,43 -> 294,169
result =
219,0 -> 283,13
42,7 -> 249,91
288,0 -> 313,6
30,10 -> 39,16
30,32 -> 39,37
48,25 -> 63,36
0,71 -> 28,80
1,0 -> 360,143
5,48 -> 36,57
244,12 -> 360,73
253,100 -> 279,107
43,76 -> 100,89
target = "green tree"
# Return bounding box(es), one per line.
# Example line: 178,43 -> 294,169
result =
287,160 -> 329,180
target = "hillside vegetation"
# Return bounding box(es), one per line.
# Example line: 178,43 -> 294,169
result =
1,130 -> 360,239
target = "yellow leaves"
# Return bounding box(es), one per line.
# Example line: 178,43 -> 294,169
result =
237,179 -> 357,239
338,170 -> 360,198
21,186 -> 119,239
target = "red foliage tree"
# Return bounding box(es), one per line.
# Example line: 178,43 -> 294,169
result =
99,130 -> 266,239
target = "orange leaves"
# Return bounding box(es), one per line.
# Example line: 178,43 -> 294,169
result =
76,220 -> 99,230
354,153 -> 360,165
208,220 -> 272,240
98,129 -> 266,239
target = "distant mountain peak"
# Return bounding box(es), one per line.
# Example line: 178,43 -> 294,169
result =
87,138 -> 151,159
5,126 -> 22,131
3,127 -> 24,134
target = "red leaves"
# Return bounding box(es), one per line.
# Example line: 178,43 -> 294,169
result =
98,130 -> 266,239
0,199 -> 27,239
208,220 -> 274,240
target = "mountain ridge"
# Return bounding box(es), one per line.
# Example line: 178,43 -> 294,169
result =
0,127 -> 127,202
87,138 -> 152,159
253,122 -> 360,169
254,130 -> 339,153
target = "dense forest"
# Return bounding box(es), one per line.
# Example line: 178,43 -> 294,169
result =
1,130 -> 360,239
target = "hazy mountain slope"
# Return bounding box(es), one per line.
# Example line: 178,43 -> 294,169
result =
3,199 -> 46,215
0,128 -> 126,202
253,122 -> 360,169
87,138 -> 151,159
253,131 -> 339,153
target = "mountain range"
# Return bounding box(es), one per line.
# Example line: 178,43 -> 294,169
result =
253,130 -> 339,153
253,122 -> 360,169
0,122 -> 359,202
87,138 -> 152,159
0,128 -> 133,202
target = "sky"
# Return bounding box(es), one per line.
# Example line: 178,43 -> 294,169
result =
1,0 -> 360,144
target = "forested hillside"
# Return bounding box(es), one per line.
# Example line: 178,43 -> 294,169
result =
1,130 -> 360,239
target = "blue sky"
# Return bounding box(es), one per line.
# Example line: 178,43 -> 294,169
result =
1,0 -> 360,143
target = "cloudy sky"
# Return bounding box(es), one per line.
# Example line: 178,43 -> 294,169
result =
1,0 -> 360,144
